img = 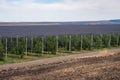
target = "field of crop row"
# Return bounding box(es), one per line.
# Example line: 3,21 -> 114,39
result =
0,33 -> 120,61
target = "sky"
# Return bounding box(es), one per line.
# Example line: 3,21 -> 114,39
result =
0,0 -> 120,22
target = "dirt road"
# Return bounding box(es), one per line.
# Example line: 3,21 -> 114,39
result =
0,48 -> 120,71
0,48 -> 120,80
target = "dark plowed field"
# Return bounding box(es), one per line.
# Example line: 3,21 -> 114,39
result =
0,53 -> 120,80
0,24 -> 120,37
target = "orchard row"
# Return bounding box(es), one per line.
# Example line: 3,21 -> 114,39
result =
0,33 -> 120,60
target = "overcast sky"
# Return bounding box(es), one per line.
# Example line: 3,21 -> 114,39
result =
0,0 -> 120,22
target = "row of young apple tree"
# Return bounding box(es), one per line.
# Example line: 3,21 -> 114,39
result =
0,33 -> 120,60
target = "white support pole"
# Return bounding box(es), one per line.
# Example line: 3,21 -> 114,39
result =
10,36 -> 13,53
69,35 -> 71,52
17,35 -> 18,54
5,38 -> 8,59
91,34 -> 93,47
100,34 -> 102,47
117,33 -> 119,46
0,35 -> 2,42
25,37 -> 27,56
11,36 -> 13,43
80,35 -> 83,50
56,36 -> 58,54
108,34 -> 111,47
42,36 -> 44,54
65,34 -> 67,49
31,37 -> 33,53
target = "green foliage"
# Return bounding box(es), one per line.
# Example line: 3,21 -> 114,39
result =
111,33 -> 118,47
0,41 -> 5,60
118,34 -> 120,46
6,38 -> 11,53
10,38 -> 17,54
33,37 -> 42,54
82,34 -> 92,50
93,34 -> 102,49
102,34 -> 111,48
0,33 -> 120,61
71,35 -> 80,51
17,37 -> 25,58
45,36 -> 56,54
27,37 -> 32,52
58,35 -> 69,51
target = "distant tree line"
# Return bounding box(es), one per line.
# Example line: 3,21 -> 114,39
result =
0,33 -> 120,60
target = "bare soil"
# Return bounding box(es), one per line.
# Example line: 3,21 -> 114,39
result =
0,50 -> 120,80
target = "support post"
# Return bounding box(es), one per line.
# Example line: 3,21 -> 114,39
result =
80,35 -> 83,50
91,34 -> 93,48
25,37 -> 27,56
10,36 -> 13,53
5,38 -> 7,59
69,35 -> 71,52
42,36 -> 44,54
65,34 -> 67,49
56,36 -> 58,54
11,36 -> 13,43
16,35 -> 18,54
117,33 -> 119,46
108,34 -> 111,47
31,37 -> 33,53
0,35 -> 2,42
100,34 -> 103,48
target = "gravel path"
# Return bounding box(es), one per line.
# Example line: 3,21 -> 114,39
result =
0,48 -> 120,71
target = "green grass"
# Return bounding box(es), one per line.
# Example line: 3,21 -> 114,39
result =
0,46 -> 120,65
0,54 -> 36,65
0,52 -> 70,65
